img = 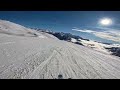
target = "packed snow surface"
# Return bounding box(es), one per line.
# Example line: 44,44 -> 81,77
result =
0,20 -> 120,79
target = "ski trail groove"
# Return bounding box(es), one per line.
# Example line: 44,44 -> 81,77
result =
29,49 -> 58,79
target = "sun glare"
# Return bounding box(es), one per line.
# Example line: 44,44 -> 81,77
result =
99,18 -> 113,26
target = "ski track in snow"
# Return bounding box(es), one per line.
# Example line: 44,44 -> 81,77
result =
0,42 -> 15,45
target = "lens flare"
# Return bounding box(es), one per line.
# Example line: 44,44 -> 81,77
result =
99,18 -> 112,26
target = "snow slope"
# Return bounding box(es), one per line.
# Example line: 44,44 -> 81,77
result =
0,20 -> 58,39
0,20 -> 120,79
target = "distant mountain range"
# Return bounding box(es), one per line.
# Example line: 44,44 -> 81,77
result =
33,28 -> 89,45
105,47 -> 120,57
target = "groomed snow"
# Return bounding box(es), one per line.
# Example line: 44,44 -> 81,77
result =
0,20 -> 120,79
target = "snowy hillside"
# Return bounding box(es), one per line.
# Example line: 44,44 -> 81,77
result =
0,20 -> 58,39
0,20 -> 120,79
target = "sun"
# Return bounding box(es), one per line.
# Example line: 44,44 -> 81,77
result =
99,18 -> 112,26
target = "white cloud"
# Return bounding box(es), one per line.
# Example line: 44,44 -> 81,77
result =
72,28 -> 95,33
72,27 -> 120,43
94,32 -> 120,42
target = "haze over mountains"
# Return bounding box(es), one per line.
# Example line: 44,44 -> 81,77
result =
0,20 -> 120,79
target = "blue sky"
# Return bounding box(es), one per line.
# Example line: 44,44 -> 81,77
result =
0,11 -> 120,44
